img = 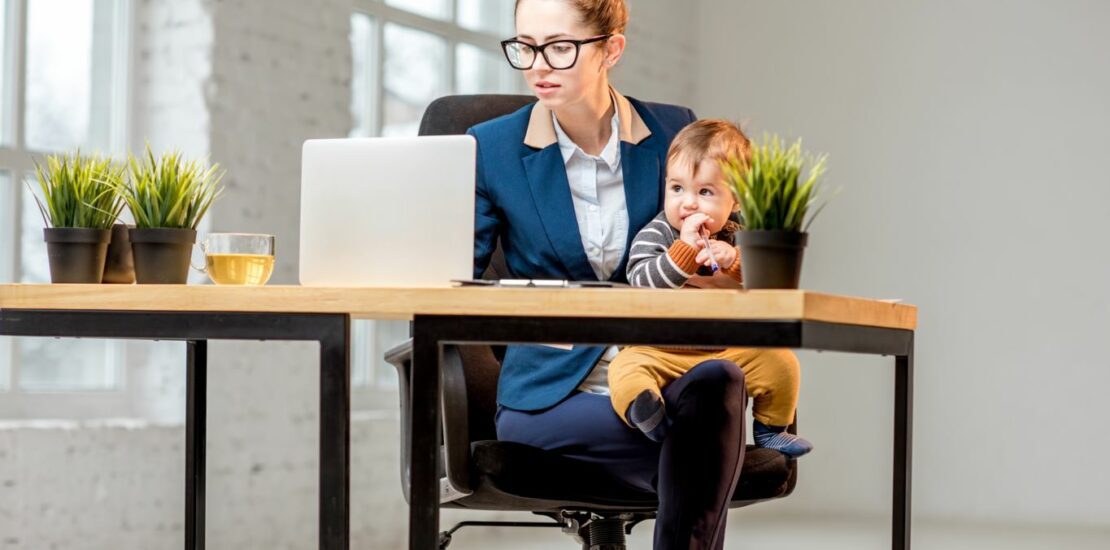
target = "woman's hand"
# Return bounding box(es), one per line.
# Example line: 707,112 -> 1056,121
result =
696,240 -> 738,269
679,213 -> 713,247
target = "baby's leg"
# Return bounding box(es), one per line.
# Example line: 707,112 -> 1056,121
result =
608,347 -> 690,442
721,348 -> 812,457
723,348 -> 800,426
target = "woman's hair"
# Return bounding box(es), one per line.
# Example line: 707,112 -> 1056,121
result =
515,0 -> 630,35
666,119 -> 752,176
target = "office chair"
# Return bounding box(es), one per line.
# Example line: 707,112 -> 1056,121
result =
385,95 -> 798,549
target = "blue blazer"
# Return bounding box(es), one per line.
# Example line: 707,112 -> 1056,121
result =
467,89 -> 697,411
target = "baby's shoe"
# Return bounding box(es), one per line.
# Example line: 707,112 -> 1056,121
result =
753,419 -> 813,458
627,390 -> 671,442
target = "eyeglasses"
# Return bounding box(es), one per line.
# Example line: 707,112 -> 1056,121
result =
500,35 -> 612,70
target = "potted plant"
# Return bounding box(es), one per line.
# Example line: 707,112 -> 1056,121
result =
116,146 -> 224,284
28,152 -> 125,283
722,135 -> 830,289
101,222 -> 136,284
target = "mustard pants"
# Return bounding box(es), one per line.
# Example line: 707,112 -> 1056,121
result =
608,346 -> 801,428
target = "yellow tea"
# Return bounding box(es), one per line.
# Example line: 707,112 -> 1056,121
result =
205,253 -> 274,285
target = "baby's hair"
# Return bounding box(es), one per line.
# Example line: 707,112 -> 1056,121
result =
666,119 -> 752,177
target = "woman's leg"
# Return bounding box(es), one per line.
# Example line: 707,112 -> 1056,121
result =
496,359 -> 747,550
656,359 -> 747,550
496,391 -> 662,492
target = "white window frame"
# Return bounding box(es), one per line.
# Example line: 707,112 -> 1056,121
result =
352,0 -> 523,137
0,0 -> 134,420
348,0 -> 523,408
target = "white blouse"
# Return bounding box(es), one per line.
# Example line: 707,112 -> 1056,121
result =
551,109 -> 626,395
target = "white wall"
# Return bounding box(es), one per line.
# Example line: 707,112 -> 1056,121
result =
694,0 -> 1110,528
612,0 -> 698,106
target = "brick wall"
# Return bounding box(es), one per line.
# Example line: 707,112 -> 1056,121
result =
0,1 -> 700,548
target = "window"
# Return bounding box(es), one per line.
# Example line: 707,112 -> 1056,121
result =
350,0 -> 523,138
349,0 -> 522,393
0,0 -> 133,417
381,23 -> 450,136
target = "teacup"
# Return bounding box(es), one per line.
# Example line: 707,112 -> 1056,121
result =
196,233 -> 275,285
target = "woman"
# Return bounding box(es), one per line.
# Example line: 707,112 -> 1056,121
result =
466,1 -> 800,548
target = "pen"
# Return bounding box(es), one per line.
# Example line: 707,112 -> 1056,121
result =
700,227 -> 720,273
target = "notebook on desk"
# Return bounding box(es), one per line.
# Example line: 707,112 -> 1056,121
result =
452,279 -> 629,288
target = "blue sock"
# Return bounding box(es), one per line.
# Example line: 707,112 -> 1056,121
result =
627,390 -> 670,442
753,419 -> 813,458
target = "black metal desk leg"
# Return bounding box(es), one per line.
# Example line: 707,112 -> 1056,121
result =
893,335 -> 914,550
186,340 -> 207,550
319,316 -> 352,550
409,319 -> 441,550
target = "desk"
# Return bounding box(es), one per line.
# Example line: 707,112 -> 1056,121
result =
0,285 -> 916,550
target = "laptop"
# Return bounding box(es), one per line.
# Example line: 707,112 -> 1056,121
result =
299,136 -> 476,287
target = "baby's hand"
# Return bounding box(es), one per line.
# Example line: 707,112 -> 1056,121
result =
679,213 -> 712,247
696,241 -> 738,269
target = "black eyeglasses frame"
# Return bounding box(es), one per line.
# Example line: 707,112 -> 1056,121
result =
499,34 -> 613,71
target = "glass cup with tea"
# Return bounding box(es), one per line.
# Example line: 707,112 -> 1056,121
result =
195,233 -> 275,285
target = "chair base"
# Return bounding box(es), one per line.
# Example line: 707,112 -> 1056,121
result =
438,510 -> 651,549
437,519 -> 562,549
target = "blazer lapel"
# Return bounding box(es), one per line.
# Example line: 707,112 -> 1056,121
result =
520,89 -> 661,282
522,146 -> 597,280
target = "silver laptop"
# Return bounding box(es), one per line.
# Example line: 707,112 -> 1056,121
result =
299,136 -> 476,287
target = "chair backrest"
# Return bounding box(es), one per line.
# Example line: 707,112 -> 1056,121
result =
418,94 -> 537,137
418,94 -> 536,441
419,94 -> 536,281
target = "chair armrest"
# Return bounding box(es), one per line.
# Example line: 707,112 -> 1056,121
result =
440,345 -> 475,496
383,338 -> 475,503
383,338 -> 414,370
383,339 -> 415,502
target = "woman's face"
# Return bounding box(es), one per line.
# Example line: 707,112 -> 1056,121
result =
513,0 -> 618,109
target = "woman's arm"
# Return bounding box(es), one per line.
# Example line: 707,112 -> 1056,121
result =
468,128 -> 500,279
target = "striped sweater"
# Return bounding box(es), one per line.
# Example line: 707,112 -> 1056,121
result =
626,212 -> 743,288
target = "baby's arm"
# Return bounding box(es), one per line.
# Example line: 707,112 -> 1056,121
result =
695,241 -> 743,284
626,220 -> 702,288
724,247 -> 743,284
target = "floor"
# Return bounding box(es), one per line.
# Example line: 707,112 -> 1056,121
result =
440,512 -> 1110,549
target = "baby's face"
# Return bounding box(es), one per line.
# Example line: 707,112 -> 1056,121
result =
663,157 -> 737,233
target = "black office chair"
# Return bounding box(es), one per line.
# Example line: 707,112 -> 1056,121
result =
385,95 -> 798,550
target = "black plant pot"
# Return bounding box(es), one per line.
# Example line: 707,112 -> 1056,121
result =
737,231 -> 808,289
101,224 -> 136,284
129,228 -> 197,284
43,228 -> 112,284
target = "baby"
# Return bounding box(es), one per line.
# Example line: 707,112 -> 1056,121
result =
608,119 -> 813,457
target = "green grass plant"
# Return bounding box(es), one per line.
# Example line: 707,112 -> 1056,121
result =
118,145 -> 224,229
722,135 -> 830,232
29,151 -> 125,229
